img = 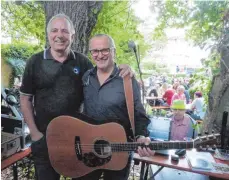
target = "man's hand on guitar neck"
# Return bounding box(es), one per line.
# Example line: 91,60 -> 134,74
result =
137,136 -> 155,157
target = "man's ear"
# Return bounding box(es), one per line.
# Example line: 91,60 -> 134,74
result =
71,34 -> 75,42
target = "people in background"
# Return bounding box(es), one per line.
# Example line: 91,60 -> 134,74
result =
188,91 -> 206,120
172,81 -> 180,91
184,89 -> 190,104
170,100 -> 196,140
171,85 -> 187,104
147,86 -> 161,106
162,84 -> 174,106
158,83 -> 168,97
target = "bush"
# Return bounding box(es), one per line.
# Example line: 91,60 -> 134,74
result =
1,42 -> 42,61
1,42 -> 43,87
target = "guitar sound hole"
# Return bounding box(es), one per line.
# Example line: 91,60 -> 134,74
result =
94,140 -> 111,156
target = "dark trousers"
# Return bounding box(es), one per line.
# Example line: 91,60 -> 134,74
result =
31,136 -> 60,180
31,136 -> 131,180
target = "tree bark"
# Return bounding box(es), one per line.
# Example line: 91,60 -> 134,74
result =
203,10 -> 229,148
43,1 -> 103,54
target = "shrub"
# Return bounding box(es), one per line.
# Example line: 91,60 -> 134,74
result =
1,42 -> 42,61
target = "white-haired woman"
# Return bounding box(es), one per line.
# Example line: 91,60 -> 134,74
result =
171,85 -> 187,105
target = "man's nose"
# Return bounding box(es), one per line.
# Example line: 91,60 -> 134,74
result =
97,51 -> 104,58
56,30 -> 64,37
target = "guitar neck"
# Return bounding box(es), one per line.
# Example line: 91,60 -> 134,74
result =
111,141 -> 194,152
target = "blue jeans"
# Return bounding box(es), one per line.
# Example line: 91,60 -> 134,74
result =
31,136 -> 131,180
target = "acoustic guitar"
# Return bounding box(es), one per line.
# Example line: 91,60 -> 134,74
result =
46,115 -> 220,178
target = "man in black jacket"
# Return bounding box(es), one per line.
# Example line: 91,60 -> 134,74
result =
81,34 -> 154,180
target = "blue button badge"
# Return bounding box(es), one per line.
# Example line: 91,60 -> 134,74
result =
73,67 -> 80,74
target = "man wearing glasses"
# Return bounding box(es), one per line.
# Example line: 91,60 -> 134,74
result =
81,34 -> 154,180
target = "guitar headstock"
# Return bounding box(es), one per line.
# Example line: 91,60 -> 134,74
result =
194,133 -> 221,149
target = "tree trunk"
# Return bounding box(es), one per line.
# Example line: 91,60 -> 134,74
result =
43,1 -> 103,54
203,10 -> 229,148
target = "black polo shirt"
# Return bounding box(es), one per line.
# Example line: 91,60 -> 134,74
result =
20,48 -> 93,133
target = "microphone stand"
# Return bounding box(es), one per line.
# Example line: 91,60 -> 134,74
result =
130,43 -> 145,104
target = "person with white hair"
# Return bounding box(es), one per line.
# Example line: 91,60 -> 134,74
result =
171,85 -> 187,105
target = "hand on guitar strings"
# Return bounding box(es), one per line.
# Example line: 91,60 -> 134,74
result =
137,136 -> 155,157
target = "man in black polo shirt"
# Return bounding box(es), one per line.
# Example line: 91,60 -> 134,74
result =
20,14 -> 133,180
81,34 -> 155,180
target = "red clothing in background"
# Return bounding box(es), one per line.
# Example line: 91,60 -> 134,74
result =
163,89 -> 174,106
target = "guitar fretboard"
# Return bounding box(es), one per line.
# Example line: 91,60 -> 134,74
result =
110,141 -> 193,152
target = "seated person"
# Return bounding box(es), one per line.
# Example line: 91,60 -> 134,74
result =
158,83 -> 167,97
162,84 -> 174,106
146,86 -> 162,106
171,85 -> 187,105
184,89 -> 190,104
187,91 -> 206,120
170,100 -> 196,141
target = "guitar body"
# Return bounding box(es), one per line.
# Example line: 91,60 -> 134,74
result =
46,115 -> 129,178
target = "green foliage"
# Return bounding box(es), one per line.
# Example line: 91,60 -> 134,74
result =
185,1 -> 228,48
2,42 -> 42,87
1,42 -> 42,60
6,58 -> 26,87
91,1 -> 150,74
142,61 -> 157,71
1,1 -> 45,47
152,1 -> 189,40
189,51 -> 220,103
153,1 -> 229,48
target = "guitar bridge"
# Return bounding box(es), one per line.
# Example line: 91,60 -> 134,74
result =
75,136 -> 82,160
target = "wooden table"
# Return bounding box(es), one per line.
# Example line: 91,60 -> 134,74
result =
1,148 -> 31,180
133,152 -> 229,180
146,97 -> 163,100
151,106 -> 170,110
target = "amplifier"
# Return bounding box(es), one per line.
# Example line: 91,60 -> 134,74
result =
1,114 -> 31,149
1,132 -> 21,160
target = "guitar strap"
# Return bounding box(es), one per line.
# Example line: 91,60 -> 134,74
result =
123,75 -> 136,141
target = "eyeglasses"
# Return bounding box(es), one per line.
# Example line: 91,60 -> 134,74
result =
89,48 -> 113,56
